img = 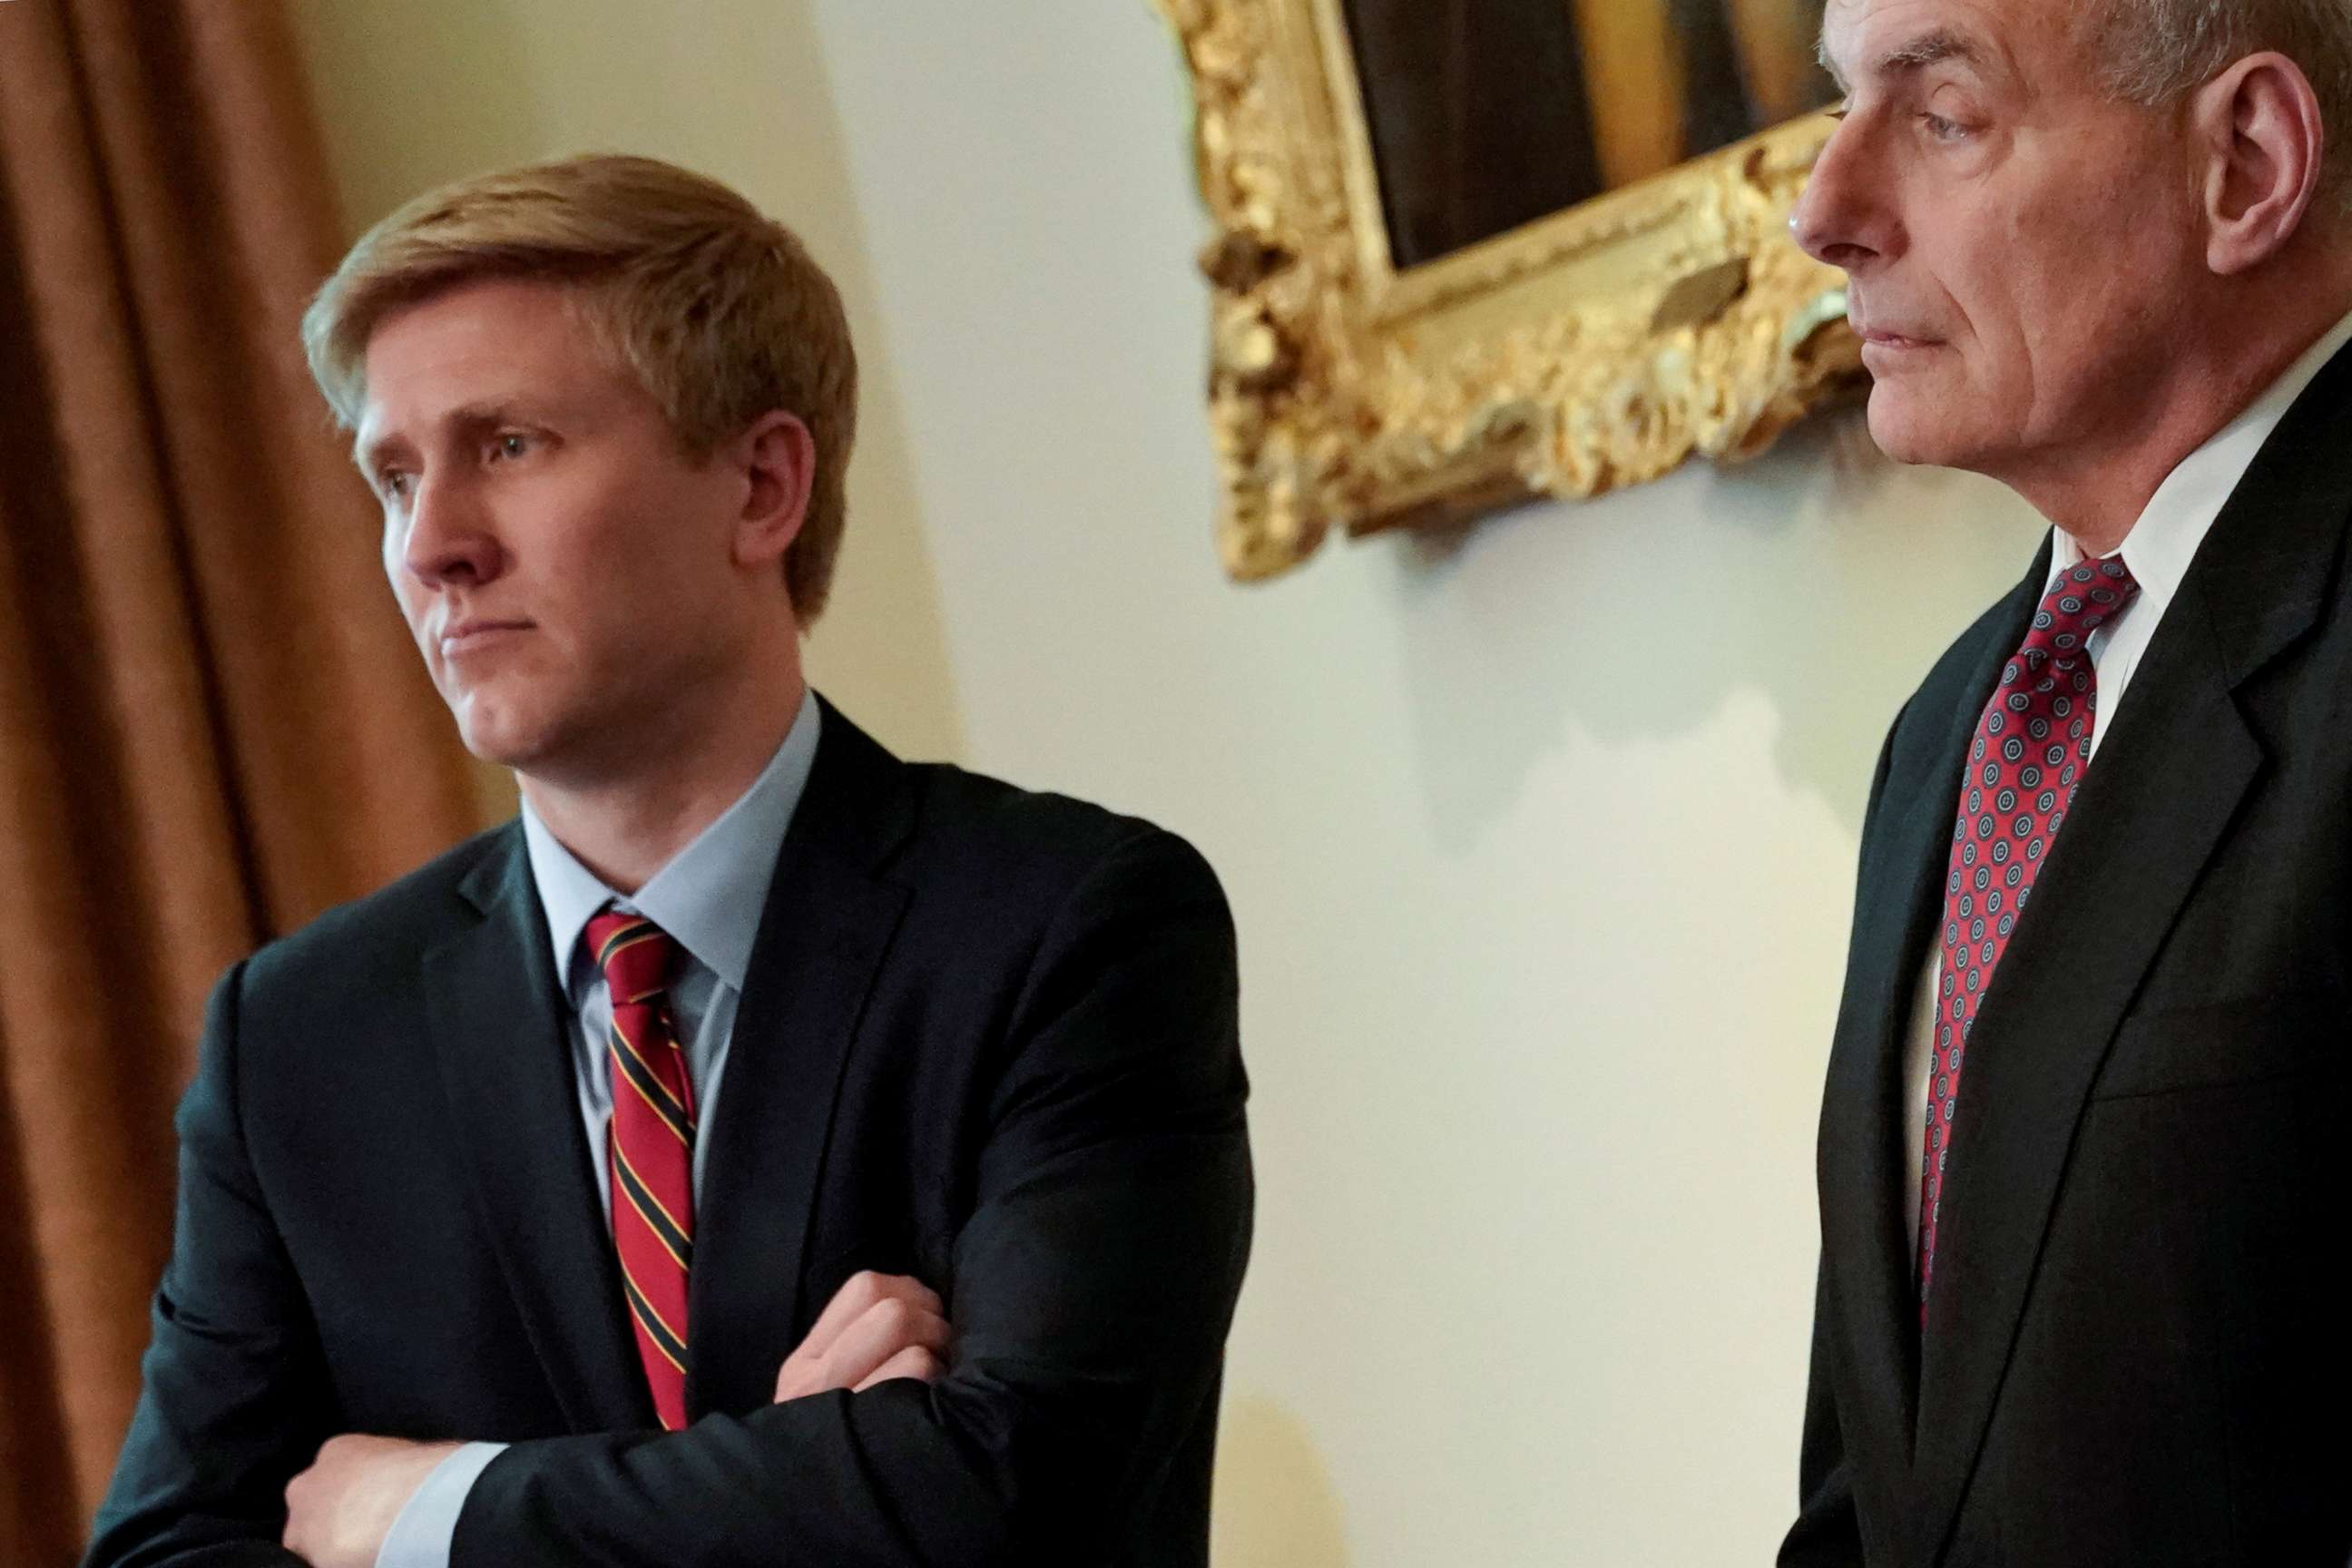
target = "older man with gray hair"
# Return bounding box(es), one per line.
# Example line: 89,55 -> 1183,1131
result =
1783,0 -> 2352,1563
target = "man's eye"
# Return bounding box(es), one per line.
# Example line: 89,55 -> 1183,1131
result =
1922,113 -> 1969,142
380,472 -> 412,498
491,433 -> 530,461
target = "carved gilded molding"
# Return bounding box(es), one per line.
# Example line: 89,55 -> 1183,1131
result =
1156,0 -> 1865,581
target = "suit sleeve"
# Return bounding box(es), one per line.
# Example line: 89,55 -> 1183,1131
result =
82,962 -> 329,1568
1777,706 -> 1908,1568
452,828 -> 1255,1566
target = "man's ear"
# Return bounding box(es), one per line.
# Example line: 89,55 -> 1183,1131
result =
2197,51 -> 2327,275
728,410 -> 816,571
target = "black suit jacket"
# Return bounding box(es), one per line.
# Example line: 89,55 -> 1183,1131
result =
87,700 -> 1253,1567
1781,347 -> 2352,1568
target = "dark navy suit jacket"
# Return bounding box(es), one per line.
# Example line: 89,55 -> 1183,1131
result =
87,700 -> 1254,1567
1782,350 -> 2352,1565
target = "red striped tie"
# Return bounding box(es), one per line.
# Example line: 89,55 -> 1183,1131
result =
586,907 -> 695,1430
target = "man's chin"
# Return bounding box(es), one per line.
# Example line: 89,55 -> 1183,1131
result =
1866,390 -> 1975,471
450,704 -> 547,773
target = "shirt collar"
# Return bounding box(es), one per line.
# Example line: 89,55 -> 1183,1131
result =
2050,304 -> 2352,610
519,687 -> 822,1003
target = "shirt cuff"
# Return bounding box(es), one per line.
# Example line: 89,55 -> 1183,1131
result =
374,1442 -> 507,1568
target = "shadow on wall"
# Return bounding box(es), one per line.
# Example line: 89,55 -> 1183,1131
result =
1211,1396 -> 1350,1568
1385,409 -> 2049,850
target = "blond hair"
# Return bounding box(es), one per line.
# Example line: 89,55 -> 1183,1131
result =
303,153 -> 858,621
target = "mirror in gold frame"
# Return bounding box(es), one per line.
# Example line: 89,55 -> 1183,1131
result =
1158,0 -> 1866,581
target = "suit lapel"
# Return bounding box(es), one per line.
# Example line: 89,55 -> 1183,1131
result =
425,828 -> 652,1434
685,701 -> 916,1417
1906,345 -> 2352,1564
1819,550 -> 2043,1518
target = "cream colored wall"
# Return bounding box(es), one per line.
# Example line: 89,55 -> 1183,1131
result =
295,4 -> 2049,1562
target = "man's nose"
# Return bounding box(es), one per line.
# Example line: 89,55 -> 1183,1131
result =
1788,119 -> 1886,272
399,476 -> 501,589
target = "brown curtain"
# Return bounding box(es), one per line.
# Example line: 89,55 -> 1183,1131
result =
0,2 -> 483,1561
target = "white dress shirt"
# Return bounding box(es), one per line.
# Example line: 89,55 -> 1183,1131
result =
376,690 -> 821,1568
1898,308 -> 2352,1259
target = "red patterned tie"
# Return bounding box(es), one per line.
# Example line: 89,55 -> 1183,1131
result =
1917,557 -> 2140,1319
586,907 -> 696,1429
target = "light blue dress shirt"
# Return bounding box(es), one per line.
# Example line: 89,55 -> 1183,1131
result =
376,691 -> 820,1568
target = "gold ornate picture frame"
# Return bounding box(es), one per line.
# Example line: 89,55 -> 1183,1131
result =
1157,0 -> 1865,581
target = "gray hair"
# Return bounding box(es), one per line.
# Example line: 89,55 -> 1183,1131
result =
2091,0 -> 2352,206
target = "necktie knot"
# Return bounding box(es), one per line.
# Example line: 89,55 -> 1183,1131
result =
585,908 -> 678,1006
2022,557 -> 2140,662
